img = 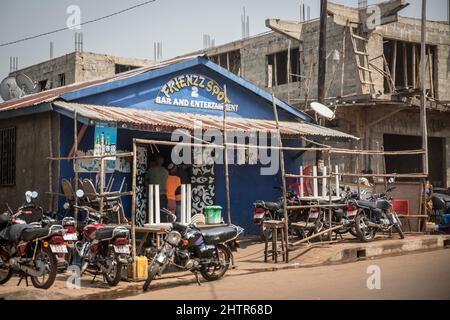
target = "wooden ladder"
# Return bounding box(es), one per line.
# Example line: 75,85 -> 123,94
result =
349,26 -> 375,96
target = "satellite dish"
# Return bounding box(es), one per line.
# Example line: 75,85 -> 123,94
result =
310,102 -> 335,120
16,74 -> 36,95
0,77 -> 24,101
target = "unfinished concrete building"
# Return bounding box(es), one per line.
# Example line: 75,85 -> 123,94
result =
181,1 -> 450,190
9,52 -> 155,92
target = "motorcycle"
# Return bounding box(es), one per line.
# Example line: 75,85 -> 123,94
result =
253,190 -> 303,241
143,222 -> 243,291
321,187 -> 360,239
65,190 -> 132,286
0,200 -> 67,289
352,186 -> 405,242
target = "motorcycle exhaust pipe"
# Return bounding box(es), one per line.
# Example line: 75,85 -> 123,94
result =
366,222 -> 381,228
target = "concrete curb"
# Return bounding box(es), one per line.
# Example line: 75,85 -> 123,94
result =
328,235 -> 450,264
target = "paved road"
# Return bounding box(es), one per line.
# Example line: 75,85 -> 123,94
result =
125,250 -> 450,300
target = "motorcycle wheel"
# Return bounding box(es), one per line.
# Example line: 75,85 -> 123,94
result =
355,214 -> 377,243
349,226 -> 358,238
0,265 -> 12,285
31,246 -> 58,289
143,262 -> 160,292
200,244 -> 231,282
394,224 -> 405,239
103,250 -> 122,287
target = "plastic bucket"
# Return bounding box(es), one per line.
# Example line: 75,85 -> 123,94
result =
204,206 -> 223,225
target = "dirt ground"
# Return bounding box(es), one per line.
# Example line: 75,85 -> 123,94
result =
0,234 -> 448,300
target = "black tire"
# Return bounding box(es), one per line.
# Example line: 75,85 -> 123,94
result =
31,246 -> 58,289
200,244 -> 231,282
395,224 -> 405,239
103,251 -> 123,287
349,226 -> 358,238
0,266 -> 12,285
355,214 -> 377,242
143,263 -> 160,292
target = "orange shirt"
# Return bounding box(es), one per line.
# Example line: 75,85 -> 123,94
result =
166,175 -> 181,201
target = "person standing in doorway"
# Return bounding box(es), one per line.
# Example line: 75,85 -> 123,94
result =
167,163 -> 181,221
145,155 -> 168,210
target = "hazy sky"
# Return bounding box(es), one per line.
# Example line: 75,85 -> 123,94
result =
0,0 -> 448,87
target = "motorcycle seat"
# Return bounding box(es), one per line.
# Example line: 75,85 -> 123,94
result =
21,227 -> 49,241
95,227 -> 115,240
264,202 -> 282,211
201,226 -> 238,245
356,200 -> 378,210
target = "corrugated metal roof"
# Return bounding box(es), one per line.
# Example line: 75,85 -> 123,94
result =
52,100 -> 358,140
0,55 -> 200,112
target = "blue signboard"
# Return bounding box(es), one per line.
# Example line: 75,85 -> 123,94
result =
155,73 -> 239,113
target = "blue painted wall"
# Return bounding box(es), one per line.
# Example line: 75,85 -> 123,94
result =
75,64 -> 296,122
57,59 -> 307,234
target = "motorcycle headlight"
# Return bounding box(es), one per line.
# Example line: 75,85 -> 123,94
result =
166,231 -> 182,246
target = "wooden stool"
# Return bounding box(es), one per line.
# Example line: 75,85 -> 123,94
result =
263,220 -> 288,263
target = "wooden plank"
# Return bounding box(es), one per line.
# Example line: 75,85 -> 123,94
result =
403,42 -> 408,88
412,44 -> 417,88
391,40 -> 397,87
428,47 -> 434,98
351,33 -> 368,42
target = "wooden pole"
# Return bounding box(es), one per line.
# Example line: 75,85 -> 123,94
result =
47,113 -> 54,212
73,111 -> 79,229
391,40 -> 397,87
287,40 -> 291,105
420,0 -> 429,177
99,133 -> 105,215
340,23 -> 347,97
316,0 -> 327,169
317,0 -> 328,103
327,151 -> 332,240
131,140 -> 137,280
223,85 -> 232,226
272,94 -> 289,262
412,44 -> 417,88
403,42 -> 408,88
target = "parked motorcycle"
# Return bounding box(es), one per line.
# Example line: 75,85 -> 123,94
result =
253,190 -> 303,241
65,190 -> 132,286
0,199 -> 67,289
321,187 -> 360,239
352,186 -> 405,242
143,222 -> 243,291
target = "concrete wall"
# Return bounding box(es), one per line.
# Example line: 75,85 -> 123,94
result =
303,106 -> 450,189
374,16 -> 450,102
10,53 -> 77,90
10,52 -> 155,90
74,52 -> 155,83
0,112 -> 60,211
197,16 -> 449,106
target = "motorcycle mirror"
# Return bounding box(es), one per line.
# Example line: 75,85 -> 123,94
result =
75,189 -> 84,198
31,191 -> 38,199
63,202 -> 70,210
25,191 -> 32,203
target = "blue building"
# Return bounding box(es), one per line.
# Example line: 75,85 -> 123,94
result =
0,56 -> 354,234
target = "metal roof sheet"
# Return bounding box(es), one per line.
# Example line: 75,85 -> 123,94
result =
52,100 -> 358,140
